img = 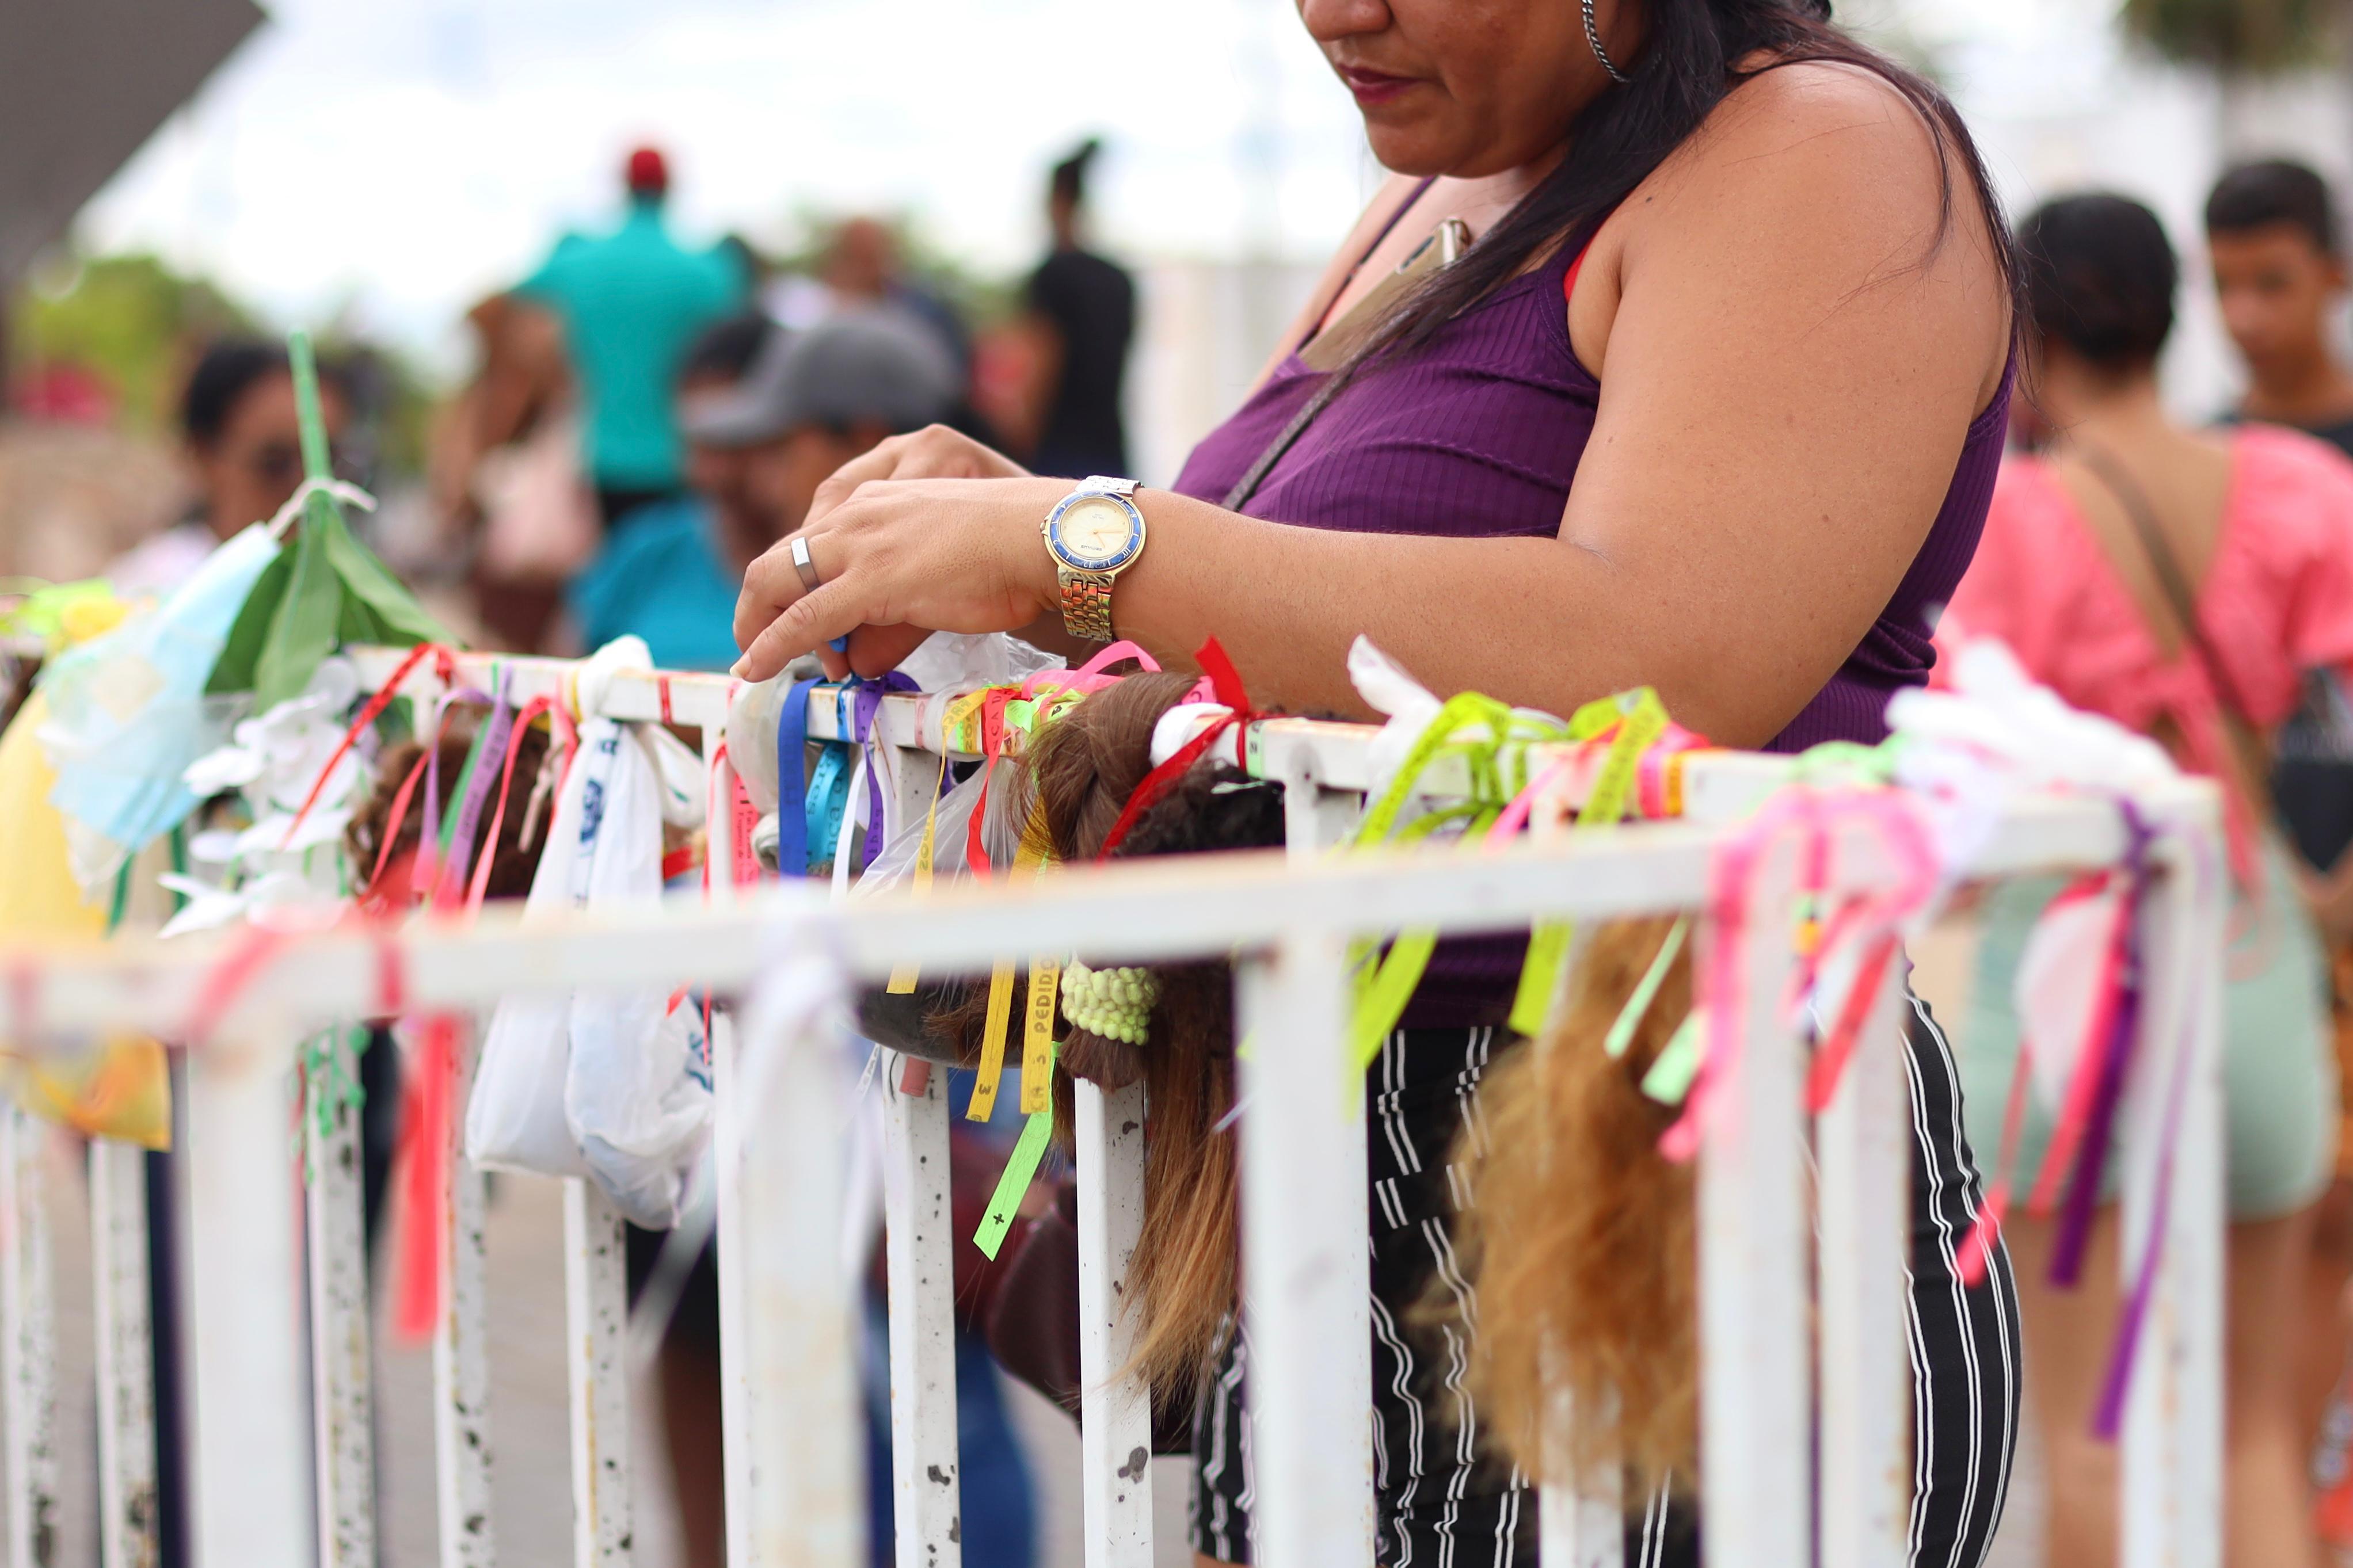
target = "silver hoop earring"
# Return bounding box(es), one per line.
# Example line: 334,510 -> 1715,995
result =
1583,0 -> 1633,84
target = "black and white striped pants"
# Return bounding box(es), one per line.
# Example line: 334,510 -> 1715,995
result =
1190,997 -> 2021,1566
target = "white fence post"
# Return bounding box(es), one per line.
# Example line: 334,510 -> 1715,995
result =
87,1138 -> 157,1568
711,1010 -> 759,1568
1,1107 -> 57,1568
882,1055 -> 963,1568
435,1028 -> 496,1568
1815,952 -> 1913,1568
2119,837 -> 2226,1568
1073,1078 -> 1153,1568
184,1027 -> 309,1568
303,1028 -> 376,1568
1234,930 -> 1374,1568
564,1180 -> 634,1567
738,973 -> 865,1567
1698,841 -> 1811,1568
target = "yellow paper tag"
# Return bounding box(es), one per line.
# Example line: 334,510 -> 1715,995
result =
966,959 -> 1018,1120
1020,956 -> 1061,1114
885,747 -> 954,994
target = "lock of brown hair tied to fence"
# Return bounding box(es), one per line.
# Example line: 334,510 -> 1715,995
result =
1438,915 -> 1701,1499
927,669 -> 1288,1396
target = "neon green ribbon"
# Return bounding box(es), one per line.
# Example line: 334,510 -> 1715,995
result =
974,1057 -> 1059,1260
1507,688 -> 1669,1037
1641,1010 -> 1705,1104
1603,916 -> 1689,1059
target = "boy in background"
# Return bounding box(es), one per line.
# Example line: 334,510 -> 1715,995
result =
2209,159 -> 2353,458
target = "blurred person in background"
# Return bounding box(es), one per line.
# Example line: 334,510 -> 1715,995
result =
429,292 -> 589,651
1944,193 -> 2352,1568
791,216 -> 973,380
108,338 -> 351,599
681,306 -> 962,547
515,145 -> 748,531
1017,138 -> 1136,478
2209,161 -> 2353,461
566,311 -> 776,670
2207,155 -> 2353,1528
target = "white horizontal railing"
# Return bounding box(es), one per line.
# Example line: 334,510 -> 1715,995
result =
0,645 -> 2228,1568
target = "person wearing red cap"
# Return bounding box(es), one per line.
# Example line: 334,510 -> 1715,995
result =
515,144 -> 747,532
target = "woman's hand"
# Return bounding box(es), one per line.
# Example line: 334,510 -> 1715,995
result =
733,469 -> 1068,682
804,424 -> 1032,529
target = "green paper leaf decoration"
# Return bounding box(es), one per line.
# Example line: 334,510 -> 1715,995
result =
206,545 -> 292,695
253,505 -> 342,711
319,508 -> 451,647
201,329 -> 458,705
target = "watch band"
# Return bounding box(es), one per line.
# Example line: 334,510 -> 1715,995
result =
1058,570 -> 1116,642
1049,476 -> 1143,643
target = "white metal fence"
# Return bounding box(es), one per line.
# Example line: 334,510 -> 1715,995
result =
0,647 -> 2228,1568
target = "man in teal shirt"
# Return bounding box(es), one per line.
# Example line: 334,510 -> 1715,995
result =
516,146 -> 746,528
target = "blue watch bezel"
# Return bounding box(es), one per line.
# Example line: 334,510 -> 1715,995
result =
1044,489 -> 1145,573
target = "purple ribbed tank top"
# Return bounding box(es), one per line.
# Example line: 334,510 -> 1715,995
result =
1170,209 -> 2013,1025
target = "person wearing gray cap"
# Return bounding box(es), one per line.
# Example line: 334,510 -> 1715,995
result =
680,305 -> 962,548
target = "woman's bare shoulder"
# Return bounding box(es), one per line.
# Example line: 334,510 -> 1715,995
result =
1612,55 -> 2007,391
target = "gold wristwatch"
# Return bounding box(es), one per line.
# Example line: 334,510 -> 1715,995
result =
1041,476 -> 1147,643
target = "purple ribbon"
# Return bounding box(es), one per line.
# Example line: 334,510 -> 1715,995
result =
855,672 -> 919,865
2049,803 -> 2154,1288
2091,816 -> 2216,1441
443,677 -> 513,896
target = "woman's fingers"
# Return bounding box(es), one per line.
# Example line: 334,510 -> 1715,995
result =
805,440 -> 914,529
734,577 -> 863,682
804,426 -> 1030,529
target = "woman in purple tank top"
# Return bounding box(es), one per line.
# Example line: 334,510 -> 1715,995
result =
736,2 -> 2019,1563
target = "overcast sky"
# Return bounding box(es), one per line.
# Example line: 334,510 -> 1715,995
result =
68,0 -> 2122,367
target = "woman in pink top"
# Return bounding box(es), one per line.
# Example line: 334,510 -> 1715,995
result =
1944,193 -> 2353,1568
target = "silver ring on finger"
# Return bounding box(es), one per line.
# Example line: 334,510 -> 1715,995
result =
790,535 -> 821,593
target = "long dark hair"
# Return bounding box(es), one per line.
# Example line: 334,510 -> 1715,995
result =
1350,0 -> 2015,377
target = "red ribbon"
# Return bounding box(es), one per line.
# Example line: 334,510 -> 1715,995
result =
1096,638 -> 1255,861
367,751 -> 432,901
391,1013 -> 460,1344
181,924 -> 296,1046
1802,930 -> 1901,1113
965,687 -> 1019,876
281,642 -> 455,852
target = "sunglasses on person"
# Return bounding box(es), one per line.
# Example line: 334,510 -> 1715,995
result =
238,440 -> 351,487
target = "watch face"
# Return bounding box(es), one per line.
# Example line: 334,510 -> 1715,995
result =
1049,493 -> 1142,570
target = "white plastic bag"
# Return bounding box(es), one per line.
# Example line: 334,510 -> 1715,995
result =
564,721 -> 713,1229
464,716 -> 620,1180
465,717 -> 714,1220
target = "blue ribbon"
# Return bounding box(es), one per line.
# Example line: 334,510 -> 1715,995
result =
772,676 -> 823,877
776,671 -> 925,879
804,684 -> 858,873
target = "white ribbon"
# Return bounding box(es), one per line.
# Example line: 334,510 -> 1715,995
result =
264,476 -> 378,540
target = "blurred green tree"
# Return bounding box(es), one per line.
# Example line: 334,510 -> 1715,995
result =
2120,0 -> 2335,70
10,252 -> 255,433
